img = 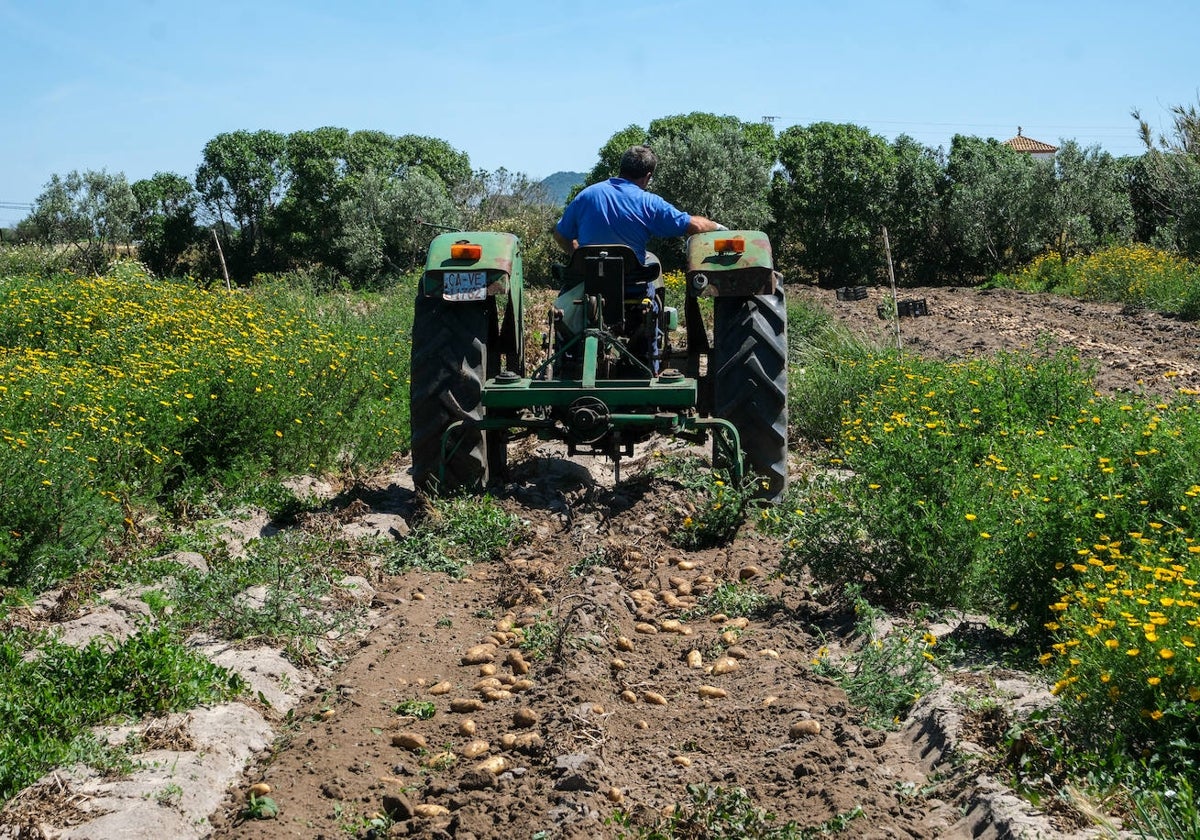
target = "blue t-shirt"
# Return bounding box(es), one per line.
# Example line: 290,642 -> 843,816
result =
556,178 -> 691,265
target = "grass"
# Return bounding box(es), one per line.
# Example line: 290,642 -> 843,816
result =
0,268 -> 415,591
0,624 -> 244,801
611,784 -> 864,839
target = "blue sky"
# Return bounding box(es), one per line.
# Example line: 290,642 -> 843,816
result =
1,0 -> 1197,227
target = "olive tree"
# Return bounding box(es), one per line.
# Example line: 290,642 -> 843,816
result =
1048,140 -> 1133,258
131,172 -> 200,277
195,130 -> 288,278
1132,99 -> 1200,256
26,169 -> 137,274
335,168 -> 461,286
769,122 -> 895,284
942,135 -> 1054,276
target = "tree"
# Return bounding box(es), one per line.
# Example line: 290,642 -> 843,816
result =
883,135 -> 945,283
941,135 -> 1054,276
580,125 -> 650,191
131,172 -> 200,277
648,124 -> 773,268
1132,98 -> 1200,256
275,127 -> 353,266
1048,140 -> 1133,258
25,169 -> 137,273
334,169 -> 461,286
195,129 -> 289,279
454,168 -> 559,284
769,122 -> 896,285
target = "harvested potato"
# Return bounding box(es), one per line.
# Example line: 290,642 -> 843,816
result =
698,685 -> 727,699
391,732 -> 428,751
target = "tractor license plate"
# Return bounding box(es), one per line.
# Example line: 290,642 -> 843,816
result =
443,271 -> 488,301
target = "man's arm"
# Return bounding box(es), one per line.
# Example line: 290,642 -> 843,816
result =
685,215 -> 726,235
552,227 -> 576,255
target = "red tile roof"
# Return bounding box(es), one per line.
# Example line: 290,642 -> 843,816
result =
1003,130 -> 1058,154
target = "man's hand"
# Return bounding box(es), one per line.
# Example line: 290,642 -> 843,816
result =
685,216 -> 726,235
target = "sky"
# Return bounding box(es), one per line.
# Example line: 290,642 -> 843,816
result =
1,0 -> 1197,227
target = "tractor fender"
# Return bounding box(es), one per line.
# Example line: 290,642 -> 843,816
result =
421,231 -> 522,300
685,230 -> 777,297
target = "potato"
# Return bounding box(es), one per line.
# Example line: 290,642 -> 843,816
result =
461,644 -> 497,665
247,782 -> 271,797
413,803 -> 449,817
698,685 -> 727,699
672,756 -> 693,767
620,690 -> 638,704
610,657 -> 628,670
458,718 -> 477,736
428,680 -> 452,695
391,732 -> 428,751
711,656 -> 739,675
450,697 -> 484,713
789,719 -> 822,739
634,622 -> 658,635
513,707 -> 539,728
686,650 -> 703,669
615,635 -> 635,652
460,740 -> 490,759
475,755 -> 509,775
643,691 -> 668,706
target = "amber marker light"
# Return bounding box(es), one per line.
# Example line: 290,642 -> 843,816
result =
450,242 -> 483,260
713,237 -> 745,254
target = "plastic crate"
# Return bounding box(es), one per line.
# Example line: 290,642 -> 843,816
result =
877,298 -> 930,319
835,285 -> 868,301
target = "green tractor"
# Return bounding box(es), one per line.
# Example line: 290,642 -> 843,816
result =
408,230 -> 788,499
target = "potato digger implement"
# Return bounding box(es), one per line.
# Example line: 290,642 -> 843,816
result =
408,230 -> 788,500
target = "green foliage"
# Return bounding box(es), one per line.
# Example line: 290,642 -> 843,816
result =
158,530 -> 369,663
241,792 -> 279,820
24,169 -> 137,274
517,610 -> 558,661
454,167 -> 560,286
1133,95 -> 1200,258
770,122 -> 896,284
395,699 -> 437,720
612,783 -> 860,839
0,271 -> 413,589
647,453 -> 762,549
809,588 -> 938,728
943,135 -> 1055,276
782,304 -> 1200,792
0,625 -> 243,801
335,168 -> 460,285
382,495 -> 522,578
696,582 -> 773,620
131,171 -> 201,277
997,245 -> 1200,319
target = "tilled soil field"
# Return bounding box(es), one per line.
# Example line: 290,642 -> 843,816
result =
10,282 -> 1183,840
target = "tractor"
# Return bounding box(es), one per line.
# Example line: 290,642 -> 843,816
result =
408,230 -> 788,499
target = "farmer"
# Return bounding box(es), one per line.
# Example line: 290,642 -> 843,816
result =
552,144 -> 725,267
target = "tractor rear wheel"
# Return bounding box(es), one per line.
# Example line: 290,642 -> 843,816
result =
712,287 -> 788,500
409,293 -> 490,494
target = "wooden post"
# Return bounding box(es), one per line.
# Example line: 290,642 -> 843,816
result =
211,227 -> 231,292
881,226 -> 901,351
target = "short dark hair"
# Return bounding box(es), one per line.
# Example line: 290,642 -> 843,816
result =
618,145 -> 657,180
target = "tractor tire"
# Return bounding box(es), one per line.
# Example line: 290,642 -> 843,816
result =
409,293 -> 489,494
712,287 -> 788,501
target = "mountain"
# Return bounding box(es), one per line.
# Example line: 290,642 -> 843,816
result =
538,171 -> 585,205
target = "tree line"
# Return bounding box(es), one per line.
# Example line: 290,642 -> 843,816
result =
10,102 -> 1200,287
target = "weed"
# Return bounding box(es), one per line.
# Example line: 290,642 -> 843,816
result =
809,587 -> 939,729
696,582 -> 774,620
395,699 -> 436,720
518,611 -> 559,661
383,495 -> 522,578
611,783 -> 863,839
241,792 -> 279,820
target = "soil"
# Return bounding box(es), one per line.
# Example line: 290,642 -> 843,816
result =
8,283 -> 1178,840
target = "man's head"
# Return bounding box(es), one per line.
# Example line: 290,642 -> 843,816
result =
618,145 -> 657,182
